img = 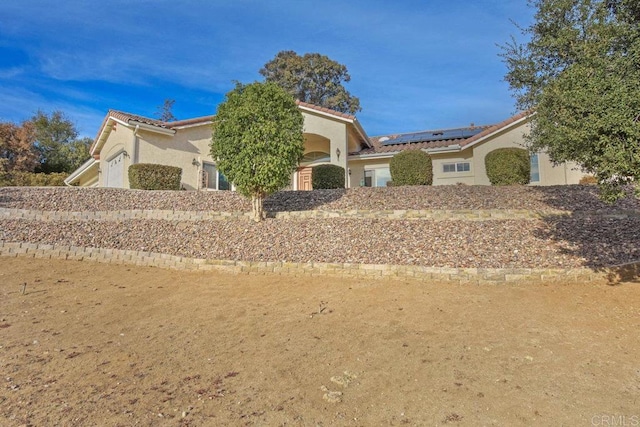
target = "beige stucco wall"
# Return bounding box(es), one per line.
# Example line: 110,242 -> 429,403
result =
470,121 -> 586,186
431,151 -> 476,186
98,123 -> 214,190
136,126 -> 213,191
301,111 -> 350,188
530,151 -> 586,186
78,165 -> 99,187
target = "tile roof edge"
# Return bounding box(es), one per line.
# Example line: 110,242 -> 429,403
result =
295,100 -> 356,120
460,110 -> 533,147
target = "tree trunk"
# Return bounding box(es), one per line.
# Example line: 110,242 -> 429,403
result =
251,194 -> 265,222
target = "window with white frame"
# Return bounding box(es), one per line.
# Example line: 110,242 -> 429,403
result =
363,167 -> 391,187
442,162 -> 470,173
530,153 -> 540,182
202,162 -> 230,190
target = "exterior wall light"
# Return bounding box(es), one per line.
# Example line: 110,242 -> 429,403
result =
336,148 -> 341,161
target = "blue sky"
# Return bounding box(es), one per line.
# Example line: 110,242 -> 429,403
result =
0,1 -> 533,138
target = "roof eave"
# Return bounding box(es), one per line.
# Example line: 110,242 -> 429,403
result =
297,104 -> 371,147
130,120 -> 176,136
461,112 -> 534,150
90,117 -> 128,156
347,152 -> 396,161
64,158 -> 99,186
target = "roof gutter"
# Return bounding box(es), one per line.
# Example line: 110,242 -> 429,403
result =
63,158 -> 98,186
129,121 -> 176,136
348,152 -> 395,161
425,144 -> 462,154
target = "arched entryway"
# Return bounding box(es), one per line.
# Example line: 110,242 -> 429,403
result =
296,133 -> 331,191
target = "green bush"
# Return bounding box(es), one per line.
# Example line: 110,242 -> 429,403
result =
9,172 -> 68,186
312,164 -> 345,189
485,148 -> 530,185
128,163 -> 182,190
389,150 -> 433,186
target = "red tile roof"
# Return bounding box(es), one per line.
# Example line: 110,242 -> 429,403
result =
295,100 -> 356,120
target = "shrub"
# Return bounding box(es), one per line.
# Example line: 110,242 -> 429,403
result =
312,164 -> 345,189
389,150 -> 433,186
579,175 -> 598,185
9,172 -> 68,186
0,159 -> 10,187
128,163 -> 182,190
485,148 -> 530,185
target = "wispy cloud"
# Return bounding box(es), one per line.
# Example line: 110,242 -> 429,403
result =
0,0 -> 534,135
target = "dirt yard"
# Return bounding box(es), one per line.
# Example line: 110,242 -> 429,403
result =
1,257 -> 639,426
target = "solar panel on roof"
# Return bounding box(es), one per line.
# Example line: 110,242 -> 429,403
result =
381,127 -> 484,146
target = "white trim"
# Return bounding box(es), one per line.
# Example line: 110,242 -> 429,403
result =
90,117 -> 130,156
64,158 -> 98,186
129,121 -> 176,136
426,145 -> 462,154
348,152 -> 395,161
170,121 -> 213,130
298,104 -> 354,123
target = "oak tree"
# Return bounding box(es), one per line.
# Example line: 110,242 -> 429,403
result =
260,51 -> 361,114
501,0 -> 640,200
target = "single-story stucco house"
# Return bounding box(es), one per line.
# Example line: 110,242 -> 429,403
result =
65,101 -> 586,189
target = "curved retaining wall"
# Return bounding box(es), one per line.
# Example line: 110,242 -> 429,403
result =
2,241 -> 638,285
2,207 -> 639,284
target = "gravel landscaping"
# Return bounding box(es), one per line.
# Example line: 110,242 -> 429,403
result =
1,185 -> 639,269
2,185 -> 639,212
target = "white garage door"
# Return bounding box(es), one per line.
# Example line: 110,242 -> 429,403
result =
106,152 -> 125,188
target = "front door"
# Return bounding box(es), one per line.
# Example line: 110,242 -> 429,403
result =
297,167 -> 313,191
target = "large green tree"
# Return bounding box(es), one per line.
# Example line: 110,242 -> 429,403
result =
31,110 -> 91,173
501,0 -> 640,200
259,50 -> 361,114
211,82 -> 304,221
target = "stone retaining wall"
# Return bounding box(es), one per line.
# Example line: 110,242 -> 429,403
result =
2,241 -> 637,285
2,207 -> 639,222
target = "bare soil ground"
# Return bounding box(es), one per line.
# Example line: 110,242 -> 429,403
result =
1,257 -> 639,426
